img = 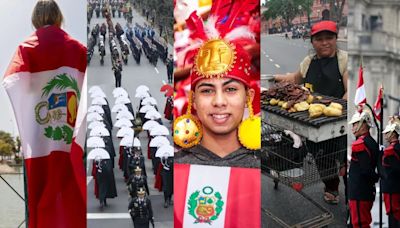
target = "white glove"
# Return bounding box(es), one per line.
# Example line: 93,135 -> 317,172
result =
284,130 -> 302,148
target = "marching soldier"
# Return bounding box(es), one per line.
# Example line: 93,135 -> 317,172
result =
92,157 -> 118,208
381,116 -> 400,227
130,147 -> 147,176
128,188 -> 154,228
161,156 -> 173,208
348,110 -> 380,227
112,59 -> 123,87
166,54 -> 173,84
127,167 -> 149,199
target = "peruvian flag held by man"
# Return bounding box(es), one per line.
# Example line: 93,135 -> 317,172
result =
354,64 -> 367,107
373,85 -> 383,121
2,1 -> 86,227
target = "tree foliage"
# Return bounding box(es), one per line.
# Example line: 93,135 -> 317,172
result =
0,131 -> 16,160
0,140 -> 13,159
263,0 -> 312,26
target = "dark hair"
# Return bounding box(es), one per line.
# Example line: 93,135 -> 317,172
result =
31,0 -> 63,29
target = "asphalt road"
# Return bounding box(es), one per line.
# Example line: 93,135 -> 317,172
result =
86,7 -> 173,228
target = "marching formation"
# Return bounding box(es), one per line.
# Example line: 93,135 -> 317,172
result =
87,85 -> 174,227
86,1 -> 173,227
87,0 -> 171,89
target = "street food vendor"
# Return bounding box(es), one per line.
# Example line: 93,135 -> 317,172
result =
274,20 -> 348,100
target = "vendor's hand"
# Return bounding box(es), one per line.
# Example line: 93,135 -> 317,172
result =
284,130 -> 302,148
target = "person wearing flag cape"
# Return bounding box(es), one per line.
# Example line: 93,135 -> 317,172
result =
273,20 -> 348,205
381,116 -> 400,227
348,109 -> 380,227
173,3 -> 261,227
2,0 -> 86,227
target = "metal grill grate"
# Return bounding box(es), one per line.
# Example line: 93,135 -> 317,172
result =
261,95 -> 348,127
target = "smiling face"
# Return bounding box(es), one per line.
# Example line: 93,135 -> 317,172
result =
193,78 -> 253,139
311,31 -> 337,58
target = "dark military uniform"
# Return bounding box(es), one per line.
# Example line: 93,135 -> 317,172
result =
161,157 -> 173,206
381,140 -> 400,227
103,135 -> 116,167
113,62 -> 122,88
166,57 -> 173,84
128,153 -> 147,177
127,174 -> 149,198
92,159 -> 118,206
101,100 -> 113,130
129,197 -> 153,228
348,133 -> 379,228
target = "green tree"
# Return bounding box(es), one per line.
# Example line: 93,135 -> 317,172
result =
0,139 -> 13,161
16,136 -> 21,154
0,131 -> 16,155
329,0 -> 346,25
263,0 -> 307,27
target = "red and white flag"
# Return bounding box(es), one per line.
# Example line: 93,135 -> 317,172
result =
373,85 -> 383,121
2,26 -> 86,228
174,164 -> 261,228
354,65 -> 367,107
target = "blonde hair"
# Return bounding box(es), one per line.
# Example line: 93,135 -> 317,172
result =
31,0 -> 63,29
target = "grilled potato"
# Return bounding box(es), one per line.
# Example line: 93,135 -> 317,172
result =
269,98 -> 279,106
294,101 -> 310,112
308,104 -> 326,118
328,102 -> 343,110
323,106 -> 342,117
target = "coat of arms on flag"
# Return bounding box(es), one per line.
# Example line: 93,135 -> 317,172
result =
188,186 -> 224,224
34,73 -> 80,144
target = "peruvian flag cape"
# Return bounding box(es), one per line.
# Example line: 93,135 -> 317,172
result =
174,164 -> 261,228
2,26 -> 86,228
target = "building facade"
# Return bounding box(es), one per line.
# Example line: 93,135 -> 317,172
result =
348,0 -> 400,126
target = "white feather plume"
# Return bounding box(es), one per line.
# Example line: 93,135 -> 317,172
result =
204,16 -> 220,39
224,26 -> 255,41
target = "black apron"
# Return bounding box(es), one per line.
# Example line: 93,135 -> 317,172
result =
304,54 -> 345,99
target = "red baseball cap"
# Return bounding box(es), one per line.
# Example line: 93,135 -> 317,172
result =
311,21 -> 337,36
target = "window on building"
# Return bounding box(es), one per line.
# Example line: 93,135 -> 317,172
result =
370,15 -> 383,31
362,14 -> 368,30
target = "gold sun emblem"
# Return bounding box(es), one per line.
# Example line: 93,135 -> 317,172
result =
194,38 -> 236,78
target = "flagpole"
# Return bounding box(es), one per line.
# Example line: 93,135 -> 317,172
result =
379,87 -> 384,228
23,159 -> 28,228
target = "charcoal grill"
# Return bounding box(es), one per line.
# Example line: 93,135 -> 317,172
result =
261,95 -> 347,142
261,96 -> 347,227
